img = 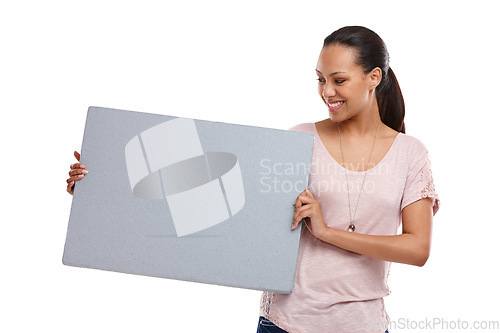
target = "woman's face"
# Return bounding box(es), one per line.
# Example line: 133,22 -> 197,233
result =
316,44 -> 378,122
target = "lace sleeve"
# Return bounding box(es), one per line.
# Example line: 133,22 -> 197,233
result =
401,151 -> 441,216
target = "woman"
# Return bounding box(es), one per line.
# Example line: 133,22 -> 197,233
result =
256,26 -> 440,332
67,26 -> 440,333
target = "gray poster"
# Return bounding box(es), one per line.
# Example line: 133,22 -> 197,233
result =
63,106 -> 314,293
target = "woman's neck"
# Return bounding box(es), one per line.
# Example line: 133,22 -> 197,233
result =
338,116 -> 382,138
330,105 -> 383,139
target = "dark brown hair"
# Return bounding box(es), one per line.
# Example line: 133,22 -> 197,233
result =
323,26 -> 406,133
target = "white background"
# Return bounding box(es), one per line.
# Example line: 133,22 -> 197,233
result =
1,1 -> 499,332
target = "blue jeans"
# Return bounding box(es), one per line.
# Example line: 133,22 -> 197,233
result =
257,316 -> 389,333
257,316 -> 288,333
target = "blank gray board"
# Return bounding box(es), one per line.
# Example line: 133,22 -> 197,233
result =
63,106 -> 314,293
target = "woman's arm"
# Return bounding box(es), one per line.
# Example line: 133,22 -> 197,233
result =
292,189 -> 433,267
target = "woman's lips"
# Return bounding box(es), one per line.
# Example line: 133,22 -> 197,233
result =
327,101 -> 344,112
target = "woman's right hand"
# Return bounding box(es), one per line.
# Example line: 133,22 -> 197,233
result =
66,151 -> 88,195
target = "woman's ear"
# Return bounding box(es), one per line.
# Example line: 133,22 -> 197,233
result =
369,67 -> 382,90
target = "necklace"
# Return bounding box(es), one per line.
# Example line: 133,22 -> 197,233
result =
337,121 -> 380,232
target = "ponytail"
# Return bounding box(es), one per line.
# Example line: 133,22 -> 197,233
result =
376,67 -> 405,133
323,26 -> 406,133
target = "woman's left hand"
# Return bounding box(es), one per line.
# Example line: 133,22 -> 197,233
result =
292,189 -> 328,239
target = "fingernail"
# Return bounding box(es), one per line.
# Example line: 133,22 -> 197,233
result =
80,165 -> 86,168
78,174 -> 84,178
82,170 -> 88,174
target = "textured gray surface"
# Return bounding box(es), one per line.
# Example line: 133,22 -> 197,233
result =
63,106 -> 314,293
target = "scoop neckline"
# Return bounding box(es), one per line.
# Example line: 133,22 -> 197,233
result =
312,122 -> 401,174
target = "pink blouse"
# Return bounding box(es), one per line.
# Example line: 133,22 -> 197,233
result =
259,122 -> 441,333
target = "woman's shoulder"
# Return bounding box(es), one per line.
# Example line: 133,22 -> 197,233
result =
397,132 -> 430,154
397,132 -> 423,144
286,122 -> 315,133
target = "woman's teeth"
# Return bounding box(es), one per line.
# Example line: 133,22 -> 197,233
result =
328,101 -> 343,107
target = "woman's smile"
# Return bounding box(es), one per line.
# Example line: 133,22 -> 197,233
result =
327,100 -> 344,112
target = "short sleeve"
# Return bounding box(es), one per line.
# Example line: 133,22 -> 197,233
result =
401,150 -> 441,216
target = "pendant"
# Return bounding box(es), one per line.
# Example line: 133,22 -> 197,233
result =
348,224 -> 356,232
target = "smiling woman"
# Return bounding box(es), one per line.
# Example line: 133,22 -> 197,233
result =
316,30 -> 405,134
256,26 -> 440,333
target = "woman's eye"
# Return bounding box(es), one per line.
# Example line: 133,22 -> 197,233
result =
316,78 -> 345,84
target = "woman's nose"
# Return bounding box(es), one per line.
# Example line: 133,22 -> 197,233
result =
322,83 -> 336,99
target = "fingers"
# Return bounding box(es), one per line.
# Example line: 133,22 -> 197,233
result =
70,162 -> 86,170
66,170 -> 86,195
68,163 -> 88,184
68,167 -> 88,177
67,173 -> 86,183
292,189 -> 316,230
303,188 -> 315,198
67,181 -> 75,195
294,203 -> 311,217
66,151 -> 87,195
294,191 -> 313,208
292,205 -> 311,230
